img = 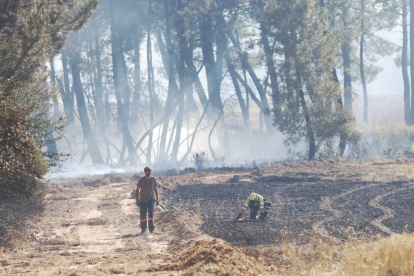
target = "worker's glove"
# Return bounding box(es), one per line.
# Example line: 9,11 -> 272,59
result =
234,213 -> 242,221
156,200 -> 159,206
136,199 -> 140,207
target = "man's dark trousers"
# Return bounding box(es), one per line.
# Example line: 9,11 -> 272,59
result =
140,199 -> 155,232
249,205 -> 260,220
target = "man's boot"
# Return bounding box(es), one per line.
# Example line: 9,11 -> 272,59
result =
148,218 -> 154,233
140,219 -> 147,234
234,213 -> 242,221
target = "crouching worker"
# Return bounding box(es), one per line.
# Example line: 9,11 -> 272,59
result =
136,167 -> 159,234
234,193 -> 271,221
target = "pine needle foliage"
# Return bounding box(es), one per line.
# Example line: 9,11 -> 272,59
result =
0,88 -> 47,199
0,0 -> 98,81
264,0 -> 355,160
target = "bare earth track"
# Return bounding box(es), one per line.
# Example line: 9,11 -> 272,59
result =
2,158 -> 414,275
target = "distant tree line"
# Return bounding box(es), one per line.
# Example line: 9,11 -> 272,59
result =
51,0 -> 406,165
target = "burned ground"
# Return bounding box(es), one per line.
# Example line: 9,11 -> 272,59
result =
162,180 -> 414,246
161,159 -> 414,246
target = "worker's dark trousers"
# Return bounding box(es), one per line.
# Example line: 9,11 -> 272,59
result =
140,199 -> 155,232
249,206 -> 260,220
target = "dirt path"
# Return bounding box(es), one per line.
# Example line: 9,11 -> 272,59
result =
0,181 -> 176,275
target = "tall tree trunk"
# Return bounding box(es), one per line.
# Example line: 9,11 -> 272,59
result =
235,30 -> 250,124
158,1 -> 177,164
403,0 -> 411,125
188,62 -> 208,106
181,31 -> 199,115
296,65 -> 315,160
411,0 -> 414,124
146,0 -> 155,165
104,78 -> 110,130
360,0 -> 368,124
283,37 -> 296,117
120,43 -> 131,123
184,83 -> 199,113
342,43 -> 352,112
171,0 -> 187,164
332,68 -> 346,156
342,8 -> 353,112
201,10 -> 222,113
172,19 -> 208,107
235,72 -> 264,110
224,43 -> 249,128
93,25 -> 105,131
182,46 -> 208,106
261,22 -> 281,119
225,22 -> 274,133
216,22 -> 225,93
290,25 -> 301,115
326,8 -> 347,155
109,0 -> 136,165
61,49 -> 74,122
69,34 -> 104,165
49,57 -> 59,115
156,31 -> 180,94
46,57 -> 58,156
131,30 -> 142,126
92,26 -> 111,163
245,67 -> 250,124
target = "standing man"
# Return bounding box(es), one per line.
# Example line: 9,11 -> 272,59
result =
136,167 -> 159,234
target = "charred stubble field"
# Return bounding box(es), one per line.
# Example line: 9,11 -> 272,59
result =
160,158 -> 414,247
165,180 -> 414,246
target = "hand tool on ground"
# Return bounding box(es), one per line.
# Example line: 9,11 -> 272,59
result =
225,219 -> 265,223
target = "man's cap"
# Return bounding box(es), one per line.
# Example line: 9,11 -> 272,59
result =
144,166 -> 152,171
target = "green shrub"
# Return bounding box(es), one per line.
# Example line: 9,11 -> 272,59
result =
0,93 -> 48,199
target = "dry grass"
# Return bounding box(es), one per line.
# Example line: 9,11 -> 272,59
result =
245,230 -> 414,275
341,233 -> 414,275
256,157 -> 414,184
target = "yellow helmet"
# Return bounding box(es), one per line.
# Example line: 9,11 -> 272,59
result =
249,193 -> 259,201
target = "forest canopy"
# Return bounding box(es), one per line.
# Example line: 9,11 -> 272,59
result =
45,0 -> 403,168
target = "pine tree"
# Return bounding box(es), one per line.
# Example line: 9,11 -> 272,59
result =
265,0 -> 355,160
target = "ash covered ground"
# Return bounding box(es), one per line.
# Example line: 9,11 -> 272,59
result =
161,159 -> 414,246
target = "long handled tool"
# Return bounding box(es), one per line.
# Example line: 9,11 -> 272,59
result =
225,219 -> 264,223
157,204 -> 171,212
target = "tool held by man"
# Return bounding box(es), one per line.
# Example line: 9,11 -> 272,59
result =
137,198 -> 170,212
157,202 -> 171,213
